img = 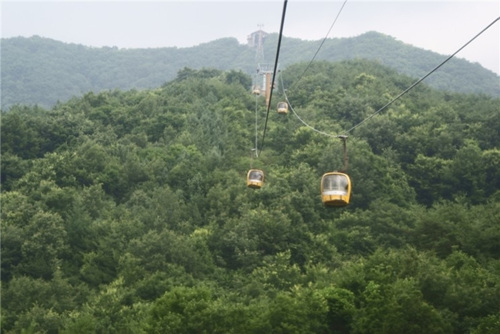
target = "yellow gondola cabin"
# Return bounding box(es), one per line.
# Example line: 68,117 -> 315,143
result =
247,169 -> 265,189
277,102 -> 288,114
321,172 -> 351,207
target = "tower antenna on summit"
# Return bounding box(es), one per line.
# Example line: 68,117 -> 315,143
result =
254,24 -> 265,62
248,25 -> 271,97
247,24 -> 267,62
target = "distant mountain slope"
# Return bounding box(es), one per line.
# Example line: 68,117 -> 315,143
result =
1,32 -> 499,109
294,31 -> 500,96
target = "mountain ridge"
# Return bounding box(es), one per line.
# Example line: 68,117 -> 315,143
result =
1,32 -> 499,110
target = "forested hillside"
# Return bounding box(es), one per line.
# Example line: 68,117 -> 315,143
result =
2,32 -> 499,110
1,60 -> 500,333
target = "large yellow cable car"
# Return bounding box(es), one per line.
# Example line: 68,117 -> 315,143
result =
321,135 -> 351,207
277,101 -> 288,114
321,172 -> 351,207
247,169 -> 265,189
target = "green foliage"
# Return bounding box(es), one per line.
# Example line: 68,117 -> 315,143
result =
1,61 -> 499,333
352,278 -> 450,334
146,285 -> 213,333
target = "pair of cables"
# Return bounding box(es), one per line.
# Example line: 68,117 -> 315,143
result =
262,0 -> 499,144
258,0 -> 349,153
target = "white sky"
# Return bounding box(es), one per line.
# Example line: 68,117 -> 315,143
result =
1,0 -> 499,74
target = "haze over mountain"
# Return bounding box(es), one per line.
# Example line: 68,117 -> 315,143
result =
1,31 -> 499,110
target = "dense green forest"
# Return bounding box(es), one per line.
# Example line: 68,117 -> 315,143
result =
2,60 -> 500,333
2,32 -> 499,110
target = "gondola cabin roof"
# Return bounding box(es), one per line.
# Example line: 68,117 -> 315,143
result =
277,102 -> 288,114
247,169 -> 265,189
321,172 -> 351,207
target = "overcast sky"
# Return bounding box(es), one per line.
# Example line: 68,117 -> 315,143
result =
1,0 -> 499,74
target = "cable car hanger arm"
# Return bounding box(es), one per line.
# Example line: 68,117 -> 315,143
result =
338,135 -> 348,172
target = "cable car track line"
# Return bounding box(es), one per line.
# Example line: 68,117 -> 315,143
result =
278,0 -> 349,138
343,15 -> 500,135
291,0 -> 349,92
259,0 -> 288,155
281,74 -> 338,138
283,15 -> 499,138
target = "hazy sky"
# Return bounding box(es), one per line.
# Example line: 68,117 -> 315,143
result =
2,0 -> 499,74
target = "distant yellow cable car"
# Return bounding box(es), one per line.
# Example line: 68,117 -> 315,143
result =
277,101 -> 288,114
321,172 -> 351,207
247,169 -> 265,189
252,86 -> 261,95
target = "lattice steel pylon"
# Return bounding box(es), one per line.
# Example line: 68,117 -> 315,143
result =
249,25 -> 270,97
253,24 -> 266,63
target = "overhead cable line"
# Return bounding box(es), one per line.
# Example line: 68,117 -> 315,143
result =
289,0 -> 349,92
258,0 -> 288,155
281,75 -> 338,138
342,15 -> 500,135
284,15 -> 500,138
279,0 -> 349,139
